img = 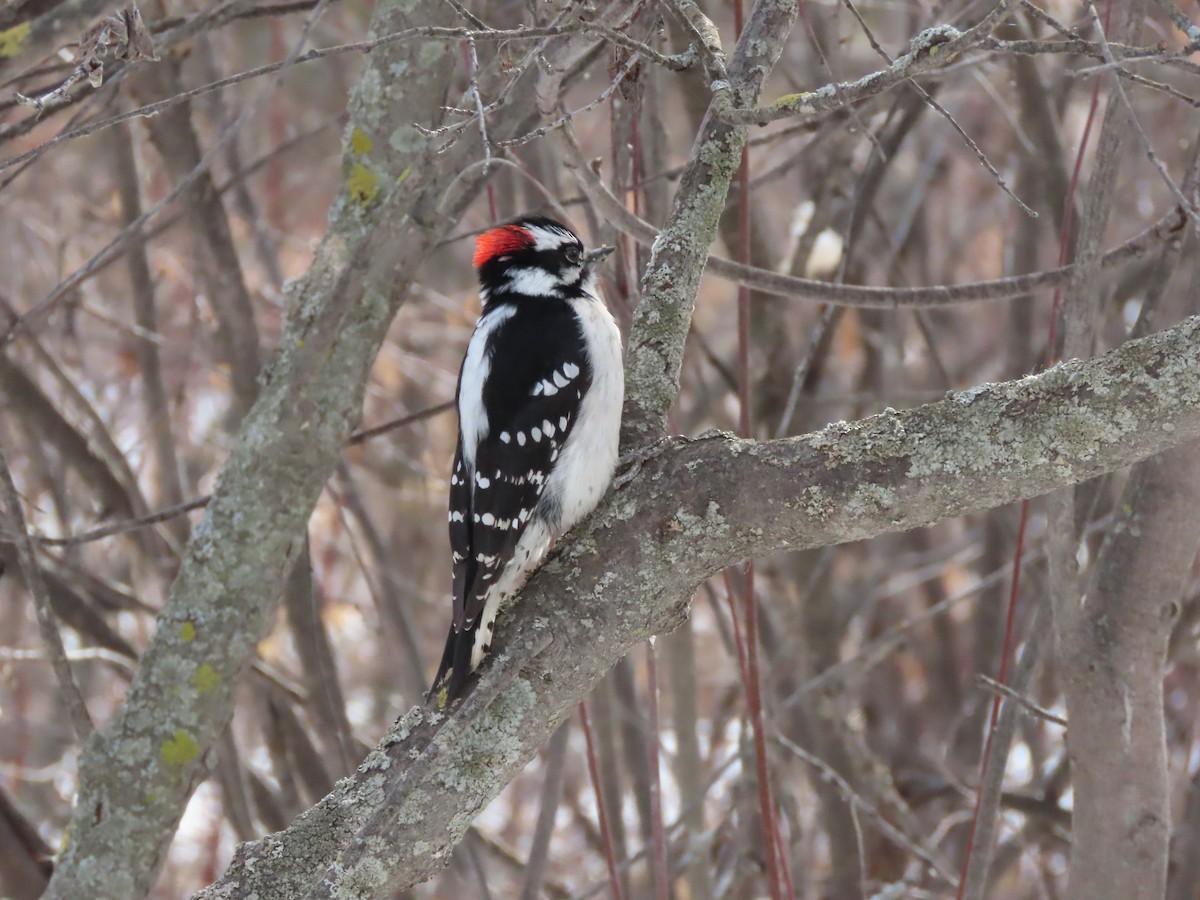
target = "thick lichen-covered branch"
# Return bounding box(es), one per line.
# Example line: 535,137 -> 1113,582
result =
42,1 -> 464,896
201,317 -> 1200,899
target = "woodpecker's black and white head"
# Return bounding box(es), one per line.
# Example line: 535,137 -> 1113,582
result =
473,216 -> 613,302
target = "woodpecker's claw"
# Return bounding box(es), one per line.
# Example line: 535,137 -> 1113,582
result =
614,436 -> 677,489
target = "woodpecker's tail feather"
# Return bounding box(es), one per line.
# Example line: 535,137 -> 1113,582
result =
429,624 -> 478,707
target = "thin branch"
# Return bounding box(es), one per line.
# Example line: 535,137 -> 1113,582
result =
836,0 -> 1031,215
1,0 -> 334,347
0,20 -> 694,175
2,400 -> 454,548
581,700 -> 628,900
520,721 -> 571,900
774,733 -> 956,885
645,641 -> 669,900
0,438 -> 94,741
708,3 -> 1015,127
985,36 -> 1200,69
975,673 -> 1066,727
1083,0 -> 1199,224
464,35 -> 490,170
496,47 -> 642,149
566,143 -> 1184,307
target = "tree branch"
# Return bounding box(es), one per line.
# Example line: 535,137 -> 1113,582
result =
623,0 -> 801,447
707,3 -> 1012,127
40,0 -> 473,894
201,315 -> 1200,898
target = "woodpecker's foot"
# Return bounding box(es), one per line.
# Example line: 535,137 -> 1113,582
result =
614,436 -> 677,489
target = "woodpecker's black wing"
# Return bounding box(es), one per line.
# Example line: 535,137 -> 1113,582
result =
433,301 -> 591,699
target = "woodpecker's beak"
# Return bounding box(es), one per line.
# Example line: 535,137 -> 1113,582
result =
582,245 -> 615,271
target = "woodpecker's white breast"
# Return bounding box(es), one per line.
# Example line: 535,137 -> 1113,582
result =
544,286 -> 623,532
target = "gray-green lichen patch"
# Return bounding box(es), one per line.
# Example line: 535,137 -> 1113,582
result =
337,845 -> 390,895
348,67 -> 385,132
672,501 -> 727,540
389,123 -> 424,156
436,678 -> 536,800
798,484 -> 832,519
843,482 -> 898,520
908,24 -> 962,54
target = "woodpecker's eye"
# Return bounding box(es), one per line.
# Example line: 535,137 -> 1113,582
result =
564,245 -> 582,265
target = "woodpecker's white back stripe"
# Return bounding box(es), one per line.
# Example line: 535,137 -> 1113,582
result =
459,305 -> 515,472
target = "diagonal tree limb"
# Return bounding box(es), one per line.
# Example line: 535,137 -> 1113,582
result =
40,0 -> 471,895
0,437 -> 94,743
622,0 -> 801,447
200,314 -> 1200,899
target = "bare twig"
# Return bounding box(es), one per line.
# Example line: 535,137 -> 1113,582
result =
645,641 -> 670,900
0,439 -> 94,741
708,3 -> 1015,127
3,401 -> 453,548
520,722 -> 571,900
497,47 -> 642,149
1,0 -> 333,347
566,144 -> 1184,307
976,672 -> 1066,726
774,733 -> 956,884
580,699 -> 627,900
0,20 -> 693,175
1083,0 -> 1199,225
15,4 -> 158,112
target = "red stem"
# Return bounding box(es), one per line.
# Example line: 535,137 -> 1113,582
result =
954,498 -> 1030,899
731,0 -> 785,892
580,701 -> 626,900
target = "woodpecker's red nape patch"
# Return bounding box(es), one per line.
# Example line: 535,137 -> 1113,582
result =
473,224 -> 535,269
